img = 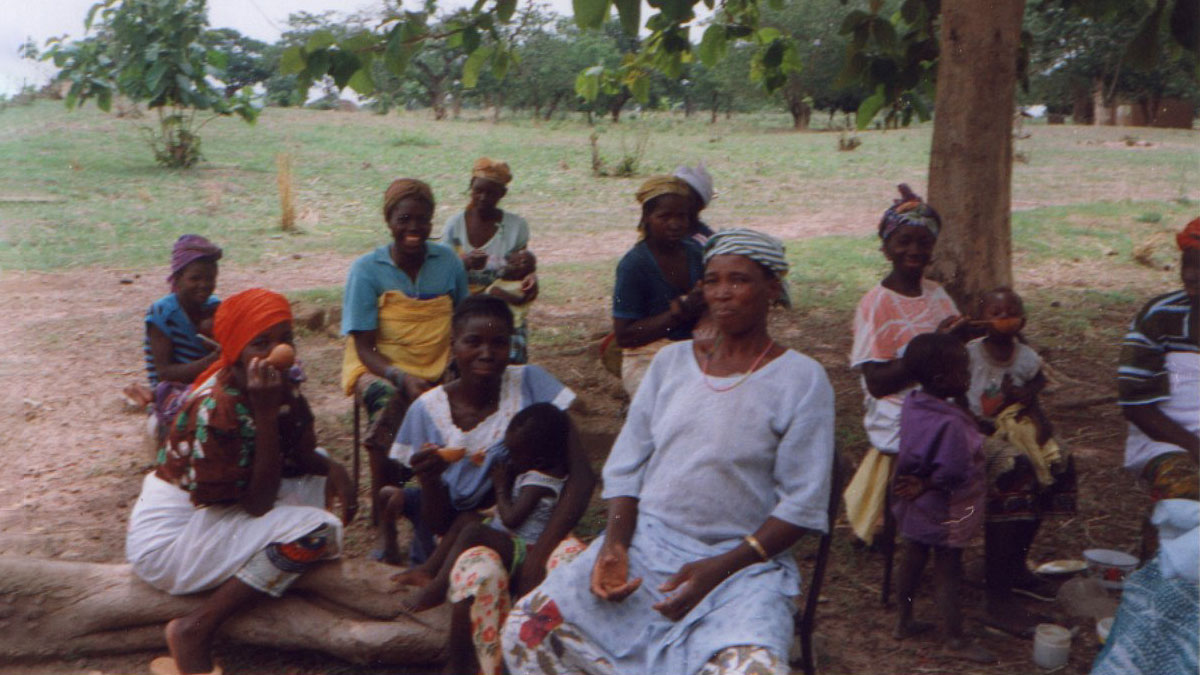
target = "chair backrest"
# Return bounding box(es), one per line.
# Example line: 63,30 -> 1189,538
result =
793,450 -> 847,675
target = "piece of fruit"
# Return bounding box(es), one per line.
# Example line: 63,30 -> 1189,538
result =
469,451 -> 488,466
436,447 -> 466,463
265,343 -> 295,370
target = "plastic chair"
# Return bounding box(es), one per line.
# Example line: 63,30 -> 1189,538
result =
792,452 -> 846,675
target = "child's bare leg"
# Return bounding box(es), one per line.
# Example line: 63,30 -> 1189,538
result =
934,547 -> 996,663
984,520 -> 1052,636
408,522 -> 514,613
165,576 -> 261,673
443,597 -> 480,675
393,511 -> 483,586
375,486 -> 407,566
892,539 -> 935,639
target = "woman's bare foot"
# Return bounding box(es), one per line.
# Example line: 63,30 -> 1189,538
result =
892,619 -> 936,640
944,637 -> 998,664
123,383 -> 154,409
391,567 -> 434,587
164,616 -> 217,674
403,582 -> 446,613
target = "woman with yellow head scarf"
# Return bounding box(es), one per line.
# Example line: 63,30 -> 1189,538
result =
439,157 -> 536,296
612,175 -> 707,397
340,178 -> 469,532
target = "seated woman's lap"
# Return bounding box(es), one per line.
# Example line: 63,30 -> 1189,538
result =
446,537 -> 587,675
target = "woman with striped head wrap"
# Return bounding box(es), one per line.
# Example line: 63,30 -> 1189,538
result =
844,184 -> 967,557
340,178 -> 469,530
611,175 -> 707,397
502,229 -> 836,675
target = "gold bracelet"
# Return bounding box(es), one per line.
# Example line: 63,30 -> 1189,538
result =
744,534 -> 769,561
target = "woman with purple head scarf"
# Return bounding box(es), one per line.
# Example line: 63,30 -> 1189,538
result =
126,235 -> 224,435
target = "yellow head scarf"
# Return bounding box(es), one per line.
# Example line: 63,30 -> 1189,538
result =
383,178 -> 435,220
472,157 -> 513,186
635,175 -> 691,204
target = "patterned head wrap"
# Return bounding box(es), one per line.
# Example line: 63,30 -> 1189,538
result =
673,162 -> 714,208
1177,217 -> 1200,252
383,178 -> 435,220
191,288 -> 293,389
472,157 -> 513,186
704,228 -> 792,307
878,184 -> 941,242
635,175 -> 692,205
167,234 -> 222,284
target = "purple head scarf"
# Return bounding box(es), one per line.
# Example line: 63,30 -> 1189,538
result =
878,184 -> 941,241
167,234 -> 222,284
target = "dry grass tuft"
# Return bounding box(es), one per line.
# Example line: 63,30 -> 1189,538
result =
276,152 -> 295,231
1131,231 -> 1171,268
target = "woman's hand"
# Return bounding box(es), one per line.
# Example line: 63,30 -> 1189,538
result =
326,460 -> 358,525
892,474 -> 928,500
520,272 -> 539,295
403,373 -> 434,401
653,555 -> 730,621
463,249 -> 489,270
246,357 -> 286,415
410,443 -> 448,483
590,541 -> 642,601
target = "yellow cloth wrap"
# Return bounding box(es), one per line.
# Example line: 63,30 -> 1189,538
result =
992,403 -> 1062,487
843,448 -> 895,543
620,338 -> 672,398
635,175 -> 691,204
340,291 -> 453,395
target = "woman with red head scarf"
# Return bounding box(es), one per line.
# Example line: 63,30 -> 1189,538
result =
126,289 -> 355,675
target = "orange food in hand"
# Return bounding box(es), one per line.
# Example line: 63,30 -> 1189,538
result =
468,451 -> 488,466
265,343 -> 296,370
436,447 -> 466,463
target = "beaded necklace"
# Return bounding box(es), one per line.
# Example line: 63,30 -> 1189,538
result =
701,336 -> 776,393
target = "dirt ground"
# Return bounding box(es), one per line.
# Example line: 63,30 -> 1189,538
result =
0,212 -> 1159,674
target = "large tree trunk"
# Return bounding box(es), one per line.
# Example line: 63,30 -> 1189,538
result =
927,0 -> 1025,307
0,556 -> 448,666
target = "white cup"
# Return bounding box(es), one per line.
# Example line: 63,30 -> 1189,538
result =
1033,623 -> 1071,669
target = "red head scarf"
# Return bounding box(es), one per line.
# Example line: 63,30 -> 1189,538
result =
192,288 -> 293,389
1177,217 -> 1200,252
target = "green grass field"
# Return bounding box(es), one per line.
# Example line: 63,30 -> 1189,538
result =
1,100 -> 1196,287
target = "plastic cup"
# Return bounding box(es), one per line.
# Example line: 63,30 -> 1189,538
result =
1033,623 -> 1071,669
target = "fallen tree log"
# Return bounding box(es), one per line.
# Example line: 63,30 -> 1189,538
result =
0,556 -> 449,665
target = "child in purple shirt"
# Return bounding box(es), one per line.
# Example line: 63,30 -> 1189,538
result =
891,333 -> 994,663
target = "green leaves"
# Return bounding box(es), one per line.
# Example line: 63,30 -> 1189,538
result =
574,0 -> 611,30
462,45 -> 494,87
614,0 -> 641,34
698,24 -> 728,67
856,85 -> 885,129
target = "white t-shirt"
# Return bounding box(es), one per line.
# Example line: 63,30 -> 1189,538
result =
1125,352 -> 1200,471
850,280 -> 959,454
965,338 -> 1043,421
489,470 -> 566,544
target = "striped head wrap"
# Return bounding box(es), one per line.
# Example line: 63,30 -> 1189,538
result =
704,228 -> 791,307
472,157 -> 513,186
167,234 -> 222,284
879,184 -> 941,242
1177,217 -> 1200,252
383,178 -> 435,220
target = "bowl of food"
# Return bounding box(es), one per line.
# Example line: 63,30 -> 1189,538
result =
1082,549 -> 1139,589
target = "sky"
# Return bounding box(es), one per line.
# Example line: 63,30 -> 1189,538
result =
1,0 -> 578,96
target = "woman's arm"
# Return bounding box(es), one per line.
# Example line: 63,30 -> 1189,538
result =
239,359 -> 287,517
410,444 -> 455,534
860,359 -> 913,399
653,516 -> 808,620
147,324 -> 218,384
351,329 -> 432,400
1124,404 -> 1200,460
590,496 -> 642,601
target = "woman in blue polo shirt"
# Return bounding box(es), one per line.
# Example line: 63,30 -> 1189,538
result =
340,178 -> 468,532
